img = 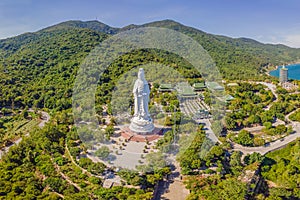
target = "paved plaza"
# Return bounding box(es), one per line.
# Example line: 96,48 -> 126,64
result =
89,136 -> 159,170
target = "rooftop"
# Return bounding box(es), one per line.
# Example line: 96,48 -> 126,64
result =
159,83 -> 173,89
175,82 -> 197,97
227,83 -> 239,87
193,82 -> 206,88
159,83 -> 174,92
206,82 -> 224,91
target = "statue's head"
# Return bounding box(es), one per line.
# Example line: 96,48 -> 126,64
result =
138,68 -> 145,80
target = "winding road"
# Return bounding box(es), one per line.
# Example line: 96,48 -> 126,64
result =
0,110 -> 50,159
232,82 -> 300,155
232,127 -> 300,155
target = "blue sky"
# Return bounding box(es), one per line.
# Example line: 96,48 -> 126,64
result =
1,0 -> 300,47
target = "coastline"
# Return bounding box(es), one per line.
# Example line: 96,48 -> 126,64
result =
267,63 -> 300,79
266,65 -> 278,77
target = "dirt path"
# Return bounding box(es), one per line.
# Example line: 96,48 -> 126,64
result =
65,143 -> 94,177
52,157 -> 82,191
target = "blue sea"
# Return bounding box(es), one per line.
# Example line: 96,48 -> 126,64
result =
269,63 -> 300,80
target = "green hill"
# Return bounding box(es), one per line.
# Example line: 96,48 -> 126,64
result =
135,20 -> 300,78
1,19 -> 300,199
43,20 -> 119,34
0,26 -> 108,109
0,19 -> 299,110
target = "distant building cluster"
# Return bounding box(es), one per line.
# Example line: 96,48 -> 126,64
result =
281,81 -> 298,91
158,81 -> 234,120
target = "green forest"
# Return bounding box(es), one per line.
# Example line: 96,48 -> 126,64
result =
0,20 -> 300,199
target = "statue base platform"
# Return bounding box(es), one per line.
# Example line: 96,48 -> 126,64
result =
120,126 -> 163,142
129,117 -> 155,134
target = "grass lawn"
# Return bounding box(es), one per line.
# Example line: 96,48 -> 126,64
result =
0,117 -> 39,147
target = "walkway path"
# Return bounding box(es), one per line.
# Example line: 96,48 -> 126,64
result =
247,81 -> 278,110
196,118 -> 221,144
65,142 -> 122,187
52,157 -> 82,191
65,143 -> 93,176
255,82 -> 278,99
285,108 -> 300,124
179,98 -> 220,143
0,110 -> 50,159
154,156 -> 189,200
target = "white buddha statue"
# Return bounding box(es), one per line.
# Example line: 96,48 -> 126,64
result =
130,68 -> 154,133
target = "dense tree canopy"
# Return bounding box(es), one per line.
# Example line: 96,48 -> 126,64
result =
1,20 -> 300,199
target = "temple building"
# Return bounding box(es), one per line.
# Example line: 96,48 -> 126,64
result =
193,82 -> 206,91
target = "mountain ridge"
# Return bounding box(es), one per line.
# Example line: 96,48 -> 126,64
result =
41,20 -> 120,34
1,19 -> 299,67
1,19 -> 298,50
0,19 -> 299,200
0,19 -> 299,92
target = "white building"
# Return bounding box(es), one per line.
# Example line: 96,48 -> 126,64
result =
279,65 -> 288,83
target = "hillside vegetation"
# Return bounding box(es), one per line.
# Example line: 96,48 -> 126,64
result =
0,20 -> 299,111
0,19 -> 300,199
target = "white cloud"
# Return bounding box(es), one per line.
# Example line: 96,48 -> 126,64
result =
0,23 -> 35,39
259,33 -> 300,49
283,34 -> 300,48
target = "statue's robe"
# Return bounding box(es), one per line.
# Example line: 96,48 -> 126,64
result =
133,78 -> 150,120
